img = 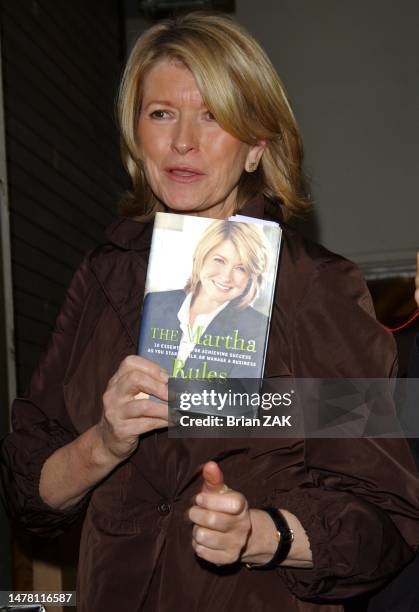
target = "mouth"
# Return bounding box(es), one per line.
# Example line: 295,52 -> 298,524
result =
213,280 -> 232,292
164,166 -> 205,183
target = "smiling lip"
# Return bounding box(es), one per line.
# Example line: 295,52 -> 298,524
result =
213,280 -> 232,292
164,166 -> 206,183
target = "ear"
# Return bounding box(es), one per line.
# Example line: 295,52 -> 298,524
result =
245,140 -> 267,173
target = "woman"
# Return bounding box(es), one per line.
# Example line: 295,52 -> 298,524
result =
139,219 -> 270,379
1,12 -> 419,612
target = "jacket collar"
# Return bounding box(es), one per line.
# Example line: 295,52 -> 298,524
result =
105,194 -> 283,252
105,215 -> 154,253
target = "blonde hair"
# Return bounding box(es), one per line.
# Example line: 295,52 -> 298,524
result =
117,12 -> 310,218
185,220 -> 268,309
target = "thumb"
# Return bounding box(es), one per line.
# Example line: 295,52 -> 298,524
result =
201,461 -> 228,494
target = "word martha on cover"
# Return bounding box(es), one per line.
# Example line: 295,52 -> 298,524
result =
138,212 -> 281,385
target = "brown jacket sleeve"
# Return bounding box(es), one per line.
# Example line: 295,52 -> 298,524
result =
0,256 -> 94,537
267,257 -> 419,600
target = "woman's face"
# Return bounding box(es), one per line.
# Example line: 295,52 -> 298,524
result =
137,60 -> 265,219
198,239 -> 250,306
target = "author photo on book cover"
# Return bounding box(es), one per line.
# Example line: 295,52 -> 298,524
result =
1,11 -> 419,612
139,217 -> 272,379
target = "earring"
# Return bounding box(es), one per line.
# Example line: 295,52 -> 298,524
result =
247,161 -> 258,173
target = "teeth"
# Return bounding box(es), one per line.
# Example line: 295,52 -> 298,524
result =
172,170 -> 196,176
214,281 -> 231,291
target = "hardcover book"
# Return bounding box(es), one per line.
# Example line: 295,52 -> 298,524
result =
137,212 -> 282,384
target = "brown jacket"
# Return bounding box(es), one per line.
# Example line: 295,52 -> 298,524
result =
1,196 -> 419,612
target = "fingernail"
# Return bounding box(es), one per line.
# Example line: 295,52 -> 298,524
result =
159,369 -> 169,383
196,494 -> 204,505
134,391 -> 150,400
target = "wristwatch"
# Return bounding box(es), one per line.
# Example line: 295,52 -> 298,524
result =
245,507 -> 294,570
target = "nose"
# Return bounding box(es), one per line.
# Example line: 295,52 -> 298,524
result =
219,266 -> 234,282
171,116 -> 198,155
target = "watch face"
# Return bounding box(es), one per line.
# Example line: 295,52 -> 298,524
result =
255,507 -> 294,568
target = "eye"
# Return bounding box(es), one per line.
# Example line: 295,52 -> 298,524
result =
213,256 -> 224,263
235,266 -> 247,273
205,110 -> 217,122
149,110 -> 170,119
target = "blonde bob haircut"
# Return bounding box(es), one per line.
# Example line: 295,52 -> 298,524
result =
117,11 -> 310,218
185,220 -> 268,310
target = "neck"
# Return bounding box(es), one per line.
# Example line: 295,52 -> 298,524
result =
190,291 -> 225,320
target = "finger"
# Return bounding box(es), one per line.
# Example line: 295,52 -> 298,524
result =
139,416 -> 170,431
201,461 -> 229,495
134,391 -> 149,400
195,492 -> 246,515
193,543 -> 238,566
192,525 -> 226,551
188,505 -> 236,533
110,355 -> 169,386
125,415 -> 170,436
113,370 -> 169,402
123,399 -> 170,421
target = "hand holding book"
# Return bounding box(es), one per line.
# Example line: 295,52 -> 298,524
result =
98,355 -> 170,461
38,355 -> 171,511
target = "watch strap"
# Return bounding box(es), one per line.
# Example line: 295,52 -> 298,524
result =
246,507 -> 294,570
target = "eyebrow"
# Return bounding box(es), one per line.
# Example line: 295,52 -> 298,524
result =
143,99 -> 206,110
143,100 -> 175,110
213,253 -> 245,265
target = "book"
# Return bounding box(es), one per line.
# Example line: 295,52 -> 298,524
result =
137,212 -> 282,385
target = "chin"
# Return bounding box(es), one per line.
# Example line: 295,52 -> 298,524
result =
159,185 -> 225,216
166,200 -> 203,213
169,203 -> 216,218
158,192 -> 202,213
